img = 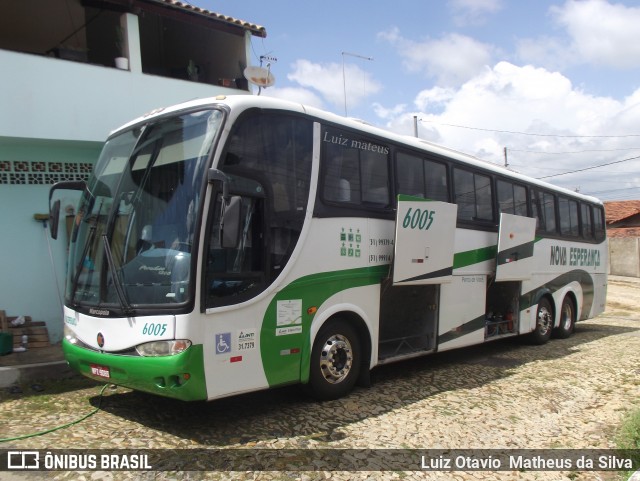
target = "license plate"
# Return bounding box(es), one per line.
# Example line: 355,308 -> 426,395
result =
90,364 -> 110,379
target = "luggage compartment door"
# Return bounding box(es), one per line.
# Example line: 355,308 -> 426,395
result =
392,196 -> 457,285
495,213 -> 536,281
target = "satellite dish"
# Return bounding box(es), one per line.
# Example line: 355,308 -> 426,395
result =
243,66 -> 275,88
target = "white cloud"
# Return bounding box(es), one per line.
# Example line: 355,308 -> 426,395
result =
380,61 -> 640,196
551,0 -> 640,68
372,102 -> 407,120
518,0 -> 640,70
286,59 -> 381,110
515,36 -> 574,72
379,30 -> 494,87
448,0 -> 503,26
415,86 -> 457,112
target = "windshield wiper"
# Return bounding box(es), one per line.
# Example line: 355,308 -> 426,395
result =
102,234 -> 134,316
70,199 -> 103,305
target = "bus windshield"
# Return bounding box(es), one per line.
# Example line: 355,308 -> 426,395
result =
67,108 -> 223,312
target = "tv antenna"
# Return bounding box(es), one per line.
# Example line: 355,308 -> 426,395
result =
244,55 -> 277,95
342,51 -> 373,116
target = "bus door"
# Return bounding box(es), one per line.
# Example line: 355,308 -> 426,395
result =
484,213 -> 537,338
378,197 -> 457,361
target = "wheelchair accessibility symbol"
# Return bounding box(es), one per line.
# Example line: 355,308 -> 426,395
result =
215,333 -> 232,354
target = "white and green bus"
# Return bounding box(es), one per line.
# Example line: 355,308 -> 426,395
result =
49,95 -> 608,401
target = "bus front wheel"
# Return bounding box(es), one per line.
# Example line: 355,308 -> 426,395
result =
530,297 -> 553,345
307,319 -> 361,401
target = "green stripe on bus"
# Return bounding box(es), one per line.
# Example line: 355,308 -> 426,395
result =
260,265 -> 388,387
453,245 -> 497,269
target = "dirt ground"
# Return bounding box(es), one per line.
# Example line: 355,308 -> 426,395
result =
605,275 -> 640,314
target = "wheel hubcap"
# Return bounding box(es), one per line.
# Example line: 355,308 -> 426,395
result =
538,306 -> 552,335
319,334 -> 353,384
561,303 -> 573,330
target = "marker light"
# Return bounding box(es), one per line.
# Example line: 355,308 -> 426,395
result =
136,340 -> 192,357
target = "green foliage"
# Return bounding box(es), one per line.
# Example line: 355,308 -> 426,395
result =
616,407 -> 640,479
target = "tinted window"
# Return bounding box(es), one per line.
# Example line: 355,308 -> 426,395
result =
322,128 -> 390,207
453,168 -> 493,222
531,189 -> 557,234
594,206 -> 606,241
581,203 -> 594,240
497,180 -> 527,216
559,197 -> 579,237
396,152 -> 448,202
205,113 -> 314,308
514,184 -> 527,216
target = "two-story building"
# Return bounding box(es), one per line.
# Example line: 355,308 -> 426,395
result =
0,0 -> 266,343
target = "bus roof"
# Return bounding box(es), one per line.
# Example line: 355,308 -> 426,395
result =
112,94 -> 603,206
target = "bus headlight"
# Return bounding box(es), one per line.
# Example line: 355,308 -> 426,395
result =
64,325 -> 78,344
135,340 -> 191,357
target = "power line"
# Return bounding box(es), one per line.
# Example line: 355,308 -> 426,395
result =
508,147 -> 640,154
589,186 -> 640,195
537,154 -> 640,179
419,119 -> 640,138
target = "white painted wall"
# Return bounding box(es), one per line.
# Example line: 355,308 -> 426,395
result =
0,47 -> 245,143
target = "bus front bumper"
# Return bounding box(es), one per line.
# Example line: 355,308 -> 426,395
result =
62,339 -> 207,401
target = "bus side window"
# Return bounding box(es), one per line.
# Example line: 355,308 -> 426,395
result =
497,179 -> 515,214
534,190 -> 557,235
559,197 -> 580,237
424,158 -> 448,202
453,167 -> 493,223
581,203 -> 594,240
594,206 -> 606,241
530,189 -> 544,231
496,179 -> 527,217
543,192 -> 557,234
513,184 -> 527,216
396,152 -> 424,197
321,128 -> 390,208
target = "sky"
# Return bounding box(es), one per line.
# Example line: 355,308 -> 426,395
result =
197,0 -> 640,201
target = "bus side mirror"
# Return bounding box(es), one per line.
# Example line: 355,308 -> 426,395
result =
208,168 -> 229,200
221,196 -> 242,248
49,200 -> 61,240
49,180 -> 86,240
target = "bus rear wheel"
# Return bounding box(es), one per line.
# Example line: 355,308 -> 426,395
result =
530,297 -> 553,345
553,295 -> 575,339
307,319 -> 361,401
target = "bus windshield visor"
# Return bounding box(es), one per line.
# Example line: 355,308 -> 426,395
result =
66,108 -> 223,310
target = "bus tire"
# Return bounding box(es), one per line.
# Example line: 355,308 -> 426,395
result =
530,297 -> 553,345
553,295 -> 575,339
307,319 -> 361,401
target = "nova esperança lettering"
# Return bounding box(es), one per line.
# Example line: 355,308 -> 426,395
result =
550,246 -> 601,267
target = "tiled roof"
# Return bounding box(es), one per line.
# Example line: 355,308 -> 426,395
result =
146,0 -> 266,37
604,200 -> 640,224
